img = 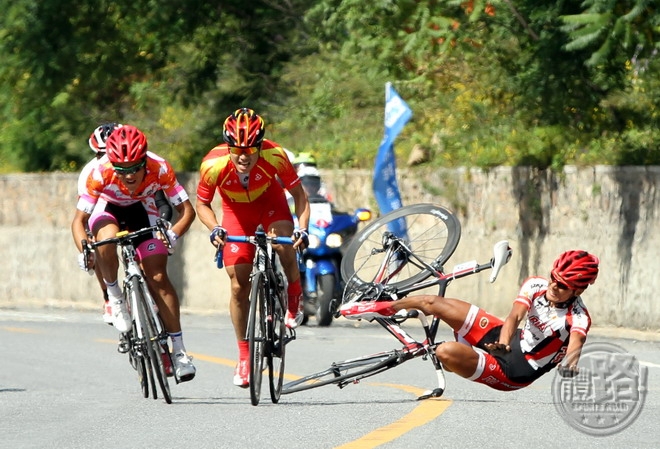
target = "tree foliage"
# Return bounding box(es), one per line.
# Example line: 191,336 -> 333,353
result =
0,0 -> 658,173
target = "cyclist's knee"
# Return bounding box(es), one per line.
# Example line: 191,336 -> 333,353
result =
436,342 -> 478,376
436,341 -> 468,364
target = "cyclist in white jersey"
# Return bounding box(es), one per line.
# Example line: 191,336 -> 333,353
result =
340,250 -> 599,391
78,123 -> 122,323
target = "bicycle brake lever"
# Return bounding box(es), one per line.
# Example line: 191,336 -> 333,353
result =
489,240 -> 512,283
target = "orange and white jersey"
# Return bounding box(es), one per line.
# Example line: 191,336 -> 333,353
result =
196,139 -> 301,204
77,151 -> 189,220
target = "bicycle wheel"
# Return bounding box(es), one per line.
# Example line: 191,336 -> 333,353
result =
132,278 -> 172,404
125,283 -> 151,399
248,271 -> 266,406
282,351 -> 401,395
128,327 -> 149,399
268,272 -> 286,404
341,203 -> 461,289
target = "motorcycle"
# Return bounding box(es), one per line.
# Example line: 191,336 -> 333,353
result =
300,198 -> 371,326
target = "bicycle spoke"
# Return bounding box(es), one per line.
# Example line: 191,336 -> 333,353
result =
341,203 -> 461,290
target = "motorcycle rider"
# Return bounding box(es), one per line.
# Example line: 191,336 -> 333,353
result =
291,152 -> 333,205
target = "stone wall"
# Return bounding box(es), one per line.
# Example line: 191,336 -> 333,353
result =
2,166 -> 659,330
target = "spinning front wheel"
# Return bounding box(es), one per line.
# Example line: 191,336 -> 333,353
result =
341,203 -> 461,290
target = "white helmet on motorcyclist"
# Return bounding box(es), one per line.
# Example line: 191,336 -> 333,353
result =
297,165 -> 320,178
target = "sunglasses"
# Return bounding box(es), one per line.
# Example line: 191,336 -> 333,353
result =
228,146 -> 260,156
113,160 -> 146,175
550,273 -> 571,291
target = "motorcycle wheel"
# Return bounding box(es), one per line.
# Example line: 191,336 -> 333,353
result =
315,274 -> 336,327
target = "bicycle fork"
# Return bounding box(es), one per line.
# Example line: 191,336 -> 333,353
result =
377,312 -> 447,400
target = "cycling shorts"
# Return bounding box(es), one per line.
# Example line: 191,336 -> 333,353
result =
457,305 -> 536,391
220,189 -> 293,267
89,200 -> 168,260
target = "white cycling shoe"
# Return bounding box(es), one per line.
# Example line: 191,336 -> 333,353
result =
110,297 -> 131,333
173,351 -> 196,382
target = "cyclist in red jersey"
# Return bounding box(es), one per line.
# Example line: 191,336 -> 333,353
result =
72,125 -> 197,382
196,107 -> 310,388
340,250 -> 599,391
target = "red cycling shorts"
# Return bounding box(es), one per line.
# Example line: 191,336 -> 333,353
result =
220,188 -> 293,267
456,305 -> 532,391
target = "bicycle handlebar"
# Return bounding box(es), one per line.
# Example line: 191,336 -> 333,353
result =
81,219 -> 171,270
214,229 -> 298,269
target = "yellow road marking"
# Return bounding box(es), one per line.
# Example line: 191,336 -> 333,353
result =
95,340 -> 451,446
0,327 -> 41,333
336,383 -> 452,449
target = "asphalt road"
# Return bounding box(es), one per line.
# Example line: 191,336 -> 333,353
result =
2,308 -> 658,449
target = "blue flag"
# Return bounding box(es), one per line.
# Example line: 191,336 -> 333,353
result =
373,82 -> 412,237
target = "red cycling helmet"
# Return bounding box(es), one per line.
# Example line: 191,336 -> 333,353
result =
551,250 -> 600,291
105,125 -> 148,163
88,123 -> 121,153
222,108 -> 265,148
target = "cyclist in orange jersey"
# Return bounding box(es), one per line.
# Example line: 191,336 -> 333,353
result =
72,125 -> 196,382
196,108 -> 310,388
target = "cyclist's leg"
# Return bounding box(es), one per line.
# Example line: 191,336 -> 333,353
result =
140,245 -> 196,382
225,263 -> 254,340
139,247 -> 177,330
360,294 -> 474,329
222,205 -> 260,386
89,203 -> 128,330
92,201 -> 148,286
265,195 -> 303,327
89,218 -> 121,285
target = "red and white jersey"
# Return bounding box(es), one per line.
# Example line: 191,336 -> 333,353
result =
76,151 -> 189,221
515,276 -> 591,370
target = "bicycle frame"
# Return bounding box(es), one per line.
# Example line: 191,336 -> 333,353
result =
83,219 -> 175,403
282,238 -> 511,397
215,225 -> 297,405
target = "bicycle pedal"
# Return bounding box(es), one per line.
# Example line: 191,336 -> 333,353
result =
117,334 -> 130,354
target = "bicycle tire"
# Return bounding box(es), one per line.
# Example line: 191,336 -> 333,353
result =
129,321 -> 149,399
268,271 -> 286,404
143,303 -> 172,404
132,278 -> 172,404
248,271 -> 266,406
341,203 -> 461,290
126,283 -> 151,400
315,273 -> 336,327
281,351 -> 401,395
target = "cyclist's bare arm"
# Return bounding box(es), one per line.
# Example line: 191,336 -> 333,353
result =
485,302 -> 527,353
170,199 -> 196,237
288,183 -> 310,232
195,200 -> 223,242
71,209 -> 93,252
558,331 -> 586,377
